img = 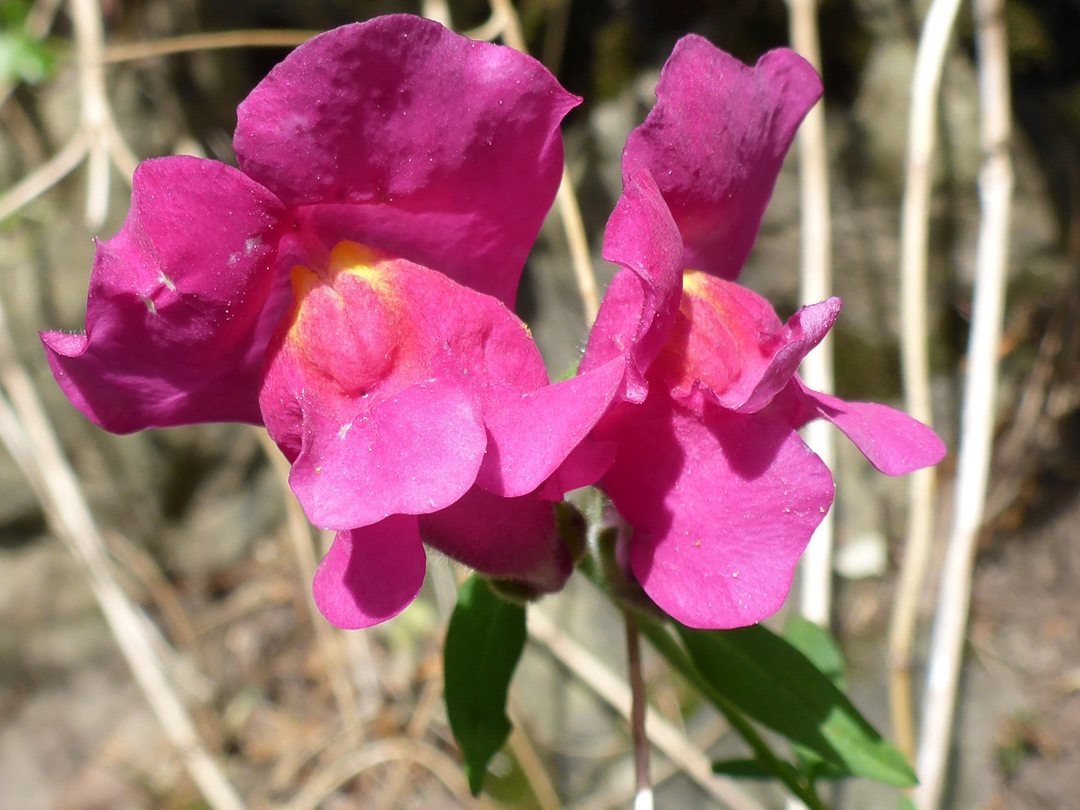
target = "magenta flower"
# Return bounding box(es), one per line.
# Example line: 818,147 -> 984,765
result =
42,15 -> 624,628
579,36 -> 947,629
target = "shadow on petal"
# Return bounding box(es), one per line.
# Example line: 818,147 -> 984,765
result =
313,516 -> 427,629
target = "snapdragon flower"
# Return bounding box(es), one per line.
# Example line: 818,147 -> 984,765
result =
43,15 -> 624,628
580,36 -> 946,629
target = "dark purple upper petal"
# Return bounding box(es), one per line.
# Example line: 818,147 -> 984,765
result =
41,157 -> 286,433
234,15 -> 578,305
622,37 -> 822,280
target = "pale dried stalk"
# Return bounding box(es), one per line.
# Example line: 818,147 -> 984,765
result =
785,7 -> 836,809
487,0 -> 601,325
0,0 -> 139,226
914,0 -> 1012,805
889,0 -> 964,760
69,0 -> 116,225
0,130 -> 89,222
281,737 -> 492,810
420,0 -> 453,28
256,431 -> 363,748
0,299 -> 245,810
102,29 -> 322,63
569,717 -> 729,810
507,705 -> 564,810
787,0 -> 836,632
372,668 -> 444,810
557,165 -> 602,324
528,610 -> 766,810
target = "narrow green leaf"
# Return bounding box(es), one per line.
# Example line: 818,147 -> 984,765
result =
712,757 -> 853,782
444,575 -> 527,796
677,623 -> 917,787
782,616 -> 856,781
783,616 -> 847,691
711,758 -> 774,780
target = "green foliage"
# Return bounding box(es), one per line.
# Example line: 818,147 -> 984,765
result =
444,574 -> 527,796
0,0 -> 53,85
783,615 -> 847,691
677,622 -> 918,788
712,757 -> 851,782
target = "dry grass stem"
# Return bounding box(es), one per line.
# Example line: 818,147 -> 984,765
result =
569,717 -> 729,810
0,131 -> 89,222
0,297 -> 246,810
257,430 -> 363,748
528,609 -> 766,810
507,704 -> 564,810
1,0 -> 139,226
102,29 -> 323,63
372,668 -> 445,810
420,0 -> 453,28
486,0 -> 600,326
787,0 -> 836,632
281,737 -> 489,810
70,0 -> 122,224
914,0 -> 1013,805
557,165 -> 602,325
889,0 -> 964,760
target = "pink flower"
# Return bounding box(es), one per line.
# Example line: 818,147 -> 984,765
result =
580,36 -> 946,629
42,15 -> 624,628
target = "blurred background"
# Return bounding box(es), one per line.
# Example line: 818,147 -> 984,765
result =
1,0 -> 1079,808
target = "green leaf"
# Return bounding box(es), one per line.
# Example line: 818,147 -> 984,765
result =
712,757 -> 852,782
444,574 -> 527,796
783,616 -> 847,691
781,617 -> 856,781
0,28 -> 52,84
677,623 -> 917,787
711,758 -> 775,780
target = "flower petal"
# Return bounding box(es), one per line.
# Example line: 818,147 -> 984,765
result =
598,392 -> 834,629
313,517 -> 426,629
234,15 -> 577,305
474,358 -> 626,497
581,170 -> 683,402
393,260 -> 625,499
779,379 -> 948,475
654,276 -> 841,413
419,486 -> 571,595
622,37 -> 822,280
41,157 -> 286,432
287,378 -> 487,530
734,297 -> 841,413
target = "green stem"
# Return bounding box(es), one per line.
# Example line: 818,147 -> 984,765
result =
577,552 -> 828,810
637,620 -> 828,810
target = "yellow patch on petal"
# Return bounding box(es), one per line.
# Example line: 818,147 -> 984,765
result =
651,269 -> 751,398
283,241 -> 426,396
